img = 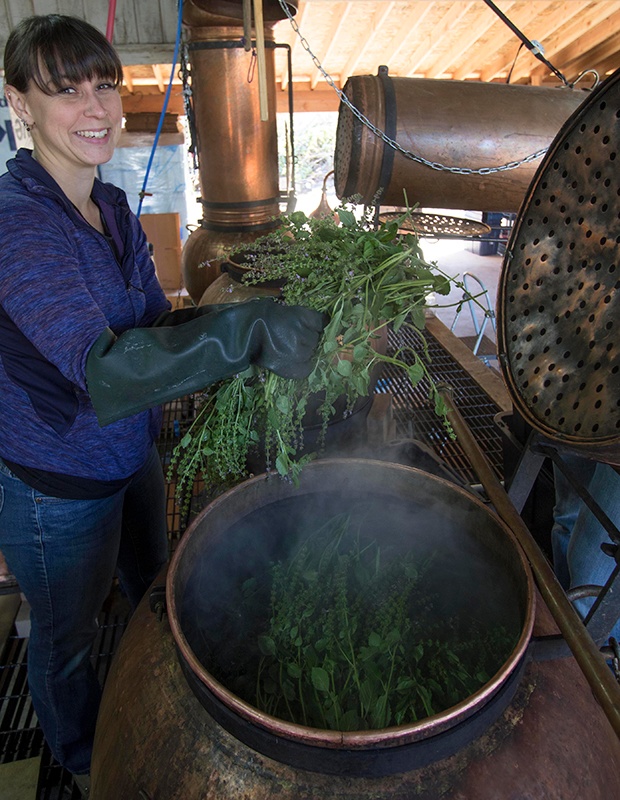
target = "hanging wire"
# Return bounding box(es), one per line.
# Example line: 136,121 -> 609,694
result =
505,43 -> 524,84
136,0 -> 184,218
275,0 -> 550,175
482,0 -> 569,86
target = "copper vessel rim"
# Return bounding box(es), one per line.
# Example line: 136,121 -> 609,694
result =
167,458 -> 535,749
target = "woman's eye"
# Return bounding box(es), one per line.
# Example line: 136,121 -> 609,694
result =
58,86 -> 77,95
97,82 -> 116,91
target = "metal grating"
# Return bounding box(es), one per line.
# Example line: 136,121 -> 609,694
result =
0,635 -> 43,765
380,324 -> 504,485
0,322 -> 504,795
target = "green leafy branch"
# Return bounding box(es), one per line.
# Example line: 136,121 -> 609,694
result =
168,204 -> 459,509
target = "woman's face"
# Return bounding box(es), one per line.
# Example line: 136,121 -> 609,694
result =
12,71 -> 123,175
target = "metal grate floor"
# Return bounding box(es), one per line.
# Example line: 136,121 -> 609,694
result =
0,323 -> 505,797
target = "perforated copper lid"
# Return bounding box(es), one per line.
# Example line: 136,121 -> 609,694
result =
497,70 -> 620,465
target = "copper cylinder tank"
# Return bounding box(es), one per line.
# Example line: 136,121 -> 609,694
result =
180,1 -> 297,303
334,71 -> 585,212
90,460 -> 620,799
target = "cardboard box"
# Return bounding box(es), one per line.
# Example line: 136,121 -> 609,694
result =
140,212 -> 183,290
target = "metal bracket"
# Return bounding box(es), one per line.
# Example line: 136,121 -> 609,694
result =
149,585 -> 167,621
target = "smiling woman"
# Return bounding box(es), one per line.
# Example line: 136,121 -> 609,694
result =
3,15 -> 124,224
0,13 -> 325,794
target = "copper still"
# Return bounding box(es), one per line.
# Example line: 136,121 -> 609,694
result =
334,69 -> 584,212
90,460 -> 620,798
180,0 -> 297,304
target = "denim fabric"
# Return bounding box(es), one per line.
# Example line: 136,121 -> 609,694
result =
551,456 -> 597,590
0,445 -> 168,773
552,459 -> 620,642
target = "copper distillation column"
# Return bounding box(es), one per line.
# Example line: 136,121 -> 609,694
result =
180,0 -> 297,304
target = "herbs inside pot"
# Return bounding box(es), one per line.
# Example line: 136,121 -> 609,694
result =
206,511 -> 517,731
169,205 -> 457,508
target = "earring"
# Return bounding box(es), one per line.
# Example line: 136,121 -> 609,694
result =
20,119 -> 31,132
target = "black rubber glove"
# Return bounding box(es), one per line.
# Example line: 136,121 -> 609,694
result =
86,298 -> 324,426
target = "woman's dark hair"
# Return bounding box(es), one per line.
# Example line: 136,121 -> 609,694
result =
3,14 -> 123,94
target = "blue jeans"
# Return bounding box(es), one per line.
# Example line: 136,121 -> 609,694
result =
0,445 -> 168,774
552,458 -> 620,642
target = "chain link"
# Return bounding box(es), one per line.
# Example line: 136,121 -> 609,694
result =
180,44 -> 199,170
277,0 -> 548,175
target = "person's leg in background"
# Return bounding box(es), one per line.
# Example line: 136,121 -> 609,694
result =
551,455 -> 597,590
567,462 -> 620,642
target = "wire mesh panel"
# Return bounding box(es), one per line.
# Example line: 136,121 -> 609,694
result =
380,324 -> 505,485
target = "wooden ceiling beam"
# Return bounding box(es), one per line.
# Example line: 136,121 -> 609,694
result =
381,1 -> 438,67
120,89 -> 185,117
310,1 -> 356,89
339,1 -> 396,85
277,83 -> 341,112
116,44 -> 176,66
423,1 -> 517,79
405,0 -> 471,77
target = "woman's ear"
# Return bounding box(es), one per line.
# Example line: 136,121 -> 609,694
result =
4,86 -> 33,129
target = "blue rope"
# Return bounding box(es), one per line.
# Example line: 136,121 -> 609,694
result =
137,0 -> 184,218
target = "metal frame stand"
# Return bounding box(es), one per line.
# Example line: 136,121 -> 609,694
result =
450,272 -> 497,366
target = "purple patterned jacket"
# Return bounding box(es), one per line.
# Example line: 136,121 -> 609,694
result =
0,149 -> 170,482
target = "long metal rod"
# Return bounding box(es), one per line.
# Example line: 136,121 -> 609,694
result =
438,386 -> 620,738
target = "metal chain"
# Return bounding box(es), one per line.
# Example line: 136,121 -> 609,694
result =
276,0 -> 548,175
180,43 -> 199,171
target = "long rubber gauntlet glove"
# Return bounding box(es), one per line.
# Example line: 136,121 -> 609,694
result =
86,298 -> 324,427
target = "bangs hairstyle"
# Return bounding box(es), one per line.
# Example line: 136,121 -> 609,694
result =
4,14 -> 123,94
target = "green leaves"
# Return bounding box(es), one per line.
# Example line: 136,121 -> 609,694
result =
258,635 -> 276,656
169,201 -> 460,508
249,512 -> 516,732
311,667 -> 330,693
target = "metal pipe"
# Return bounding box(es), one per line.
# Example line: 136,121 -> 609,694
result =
106,0 -> 117,42
438,385 -> 620,738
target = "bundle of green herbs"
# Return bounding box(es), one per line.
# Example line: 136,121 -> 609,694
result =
169,205 -> 455,508
208,512 -> 517,731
